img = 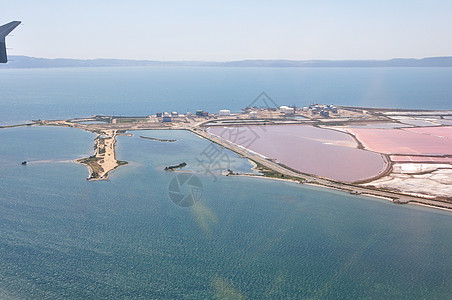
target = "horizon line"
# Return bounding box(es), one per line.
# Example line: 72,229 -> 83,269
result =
8,55 -> 452,62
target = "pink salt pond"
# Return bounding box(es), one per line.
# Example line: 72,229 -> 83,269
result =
404,126 -> 452,139
208,125 -> 388,183
391,155 -> 452,163
347,127 -> 452,156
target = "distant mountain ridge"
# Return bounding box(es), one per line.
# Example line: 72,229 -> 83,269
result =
2,55 -> 452,68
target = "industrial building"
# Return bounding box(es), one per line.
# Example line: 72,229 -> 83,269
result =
320,110 -> 329,118
219,109 -> 231,116
280,106 -> 289,113
284,107 -> 295,116
307,104 -> 338,118
280,106 -> 295,116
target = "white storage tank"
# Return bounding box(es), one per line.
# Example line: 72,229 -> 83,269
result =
250,111 -> 258,119
219,109 -> 231,116
280,105 -> 289,113
285,107 -> 295,116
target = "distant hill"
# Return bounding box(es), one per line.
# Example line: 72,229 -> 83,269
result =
2,55 -> 452,68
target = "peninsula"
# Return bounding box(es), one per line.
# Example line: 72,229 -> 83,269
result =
76,130 -> 127,180
4,105 -> 452,211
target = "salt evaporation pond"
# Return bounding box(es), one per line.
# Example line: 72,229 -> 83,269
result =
391,155 -> 452,163
209,125 -> 388,183
347,127 -> 452,155
336,122 -> 410,129
437,120 -> 452,126
397,119 -> 438,127
405,126 -> 452,139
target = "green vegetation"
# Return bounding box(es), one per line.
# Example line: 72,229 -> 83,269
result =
164,162 -> 187,171
226,169 -> 237,175
116,118 -> 149,123
78,155 -> 128,179
253,161 -> 305,182
77,156 -> 104,179
95,115 -> 112,123
77,155 -> 97,164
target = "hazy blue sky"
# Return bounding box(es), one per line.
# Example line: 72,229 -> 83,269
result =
3,0 -> 452,60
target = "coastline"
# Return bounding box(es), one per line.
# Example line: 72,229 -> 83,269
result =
192,128 -> 452,212
3,105 -> 452,212
231,172 -> 452,211
76,130 -> 128,180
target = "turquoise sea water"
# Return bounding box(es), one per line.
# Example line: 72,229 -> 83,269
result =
1,67 -> 452,124
0,127 -> 451,299
1,68 -> 452,298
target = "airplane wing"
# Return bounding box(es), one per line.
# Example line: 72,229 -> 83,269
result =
0,21 -> 21,63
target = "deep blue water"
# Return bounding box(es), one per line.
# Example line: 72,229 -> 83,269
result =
1,67 -> 452,124
0,127 -> 451,299
1,68 -> 452,298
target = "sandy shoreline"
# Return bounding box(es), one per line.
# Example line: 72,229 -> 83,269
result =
76,130 -> 127,180
232,173 -> 452,211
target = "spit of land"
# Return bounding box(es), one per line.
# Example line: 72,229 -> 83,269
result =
2,105 -> 452,211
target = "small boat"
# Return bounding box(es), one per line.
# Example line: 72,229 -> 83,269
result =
21,161 -> 27,165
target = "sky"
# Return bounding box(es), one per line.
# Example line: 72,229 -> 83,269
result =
2,0 -> 452,61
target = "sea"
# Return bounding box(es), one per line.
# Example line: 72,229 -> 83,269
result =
0,67 -> 452,299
